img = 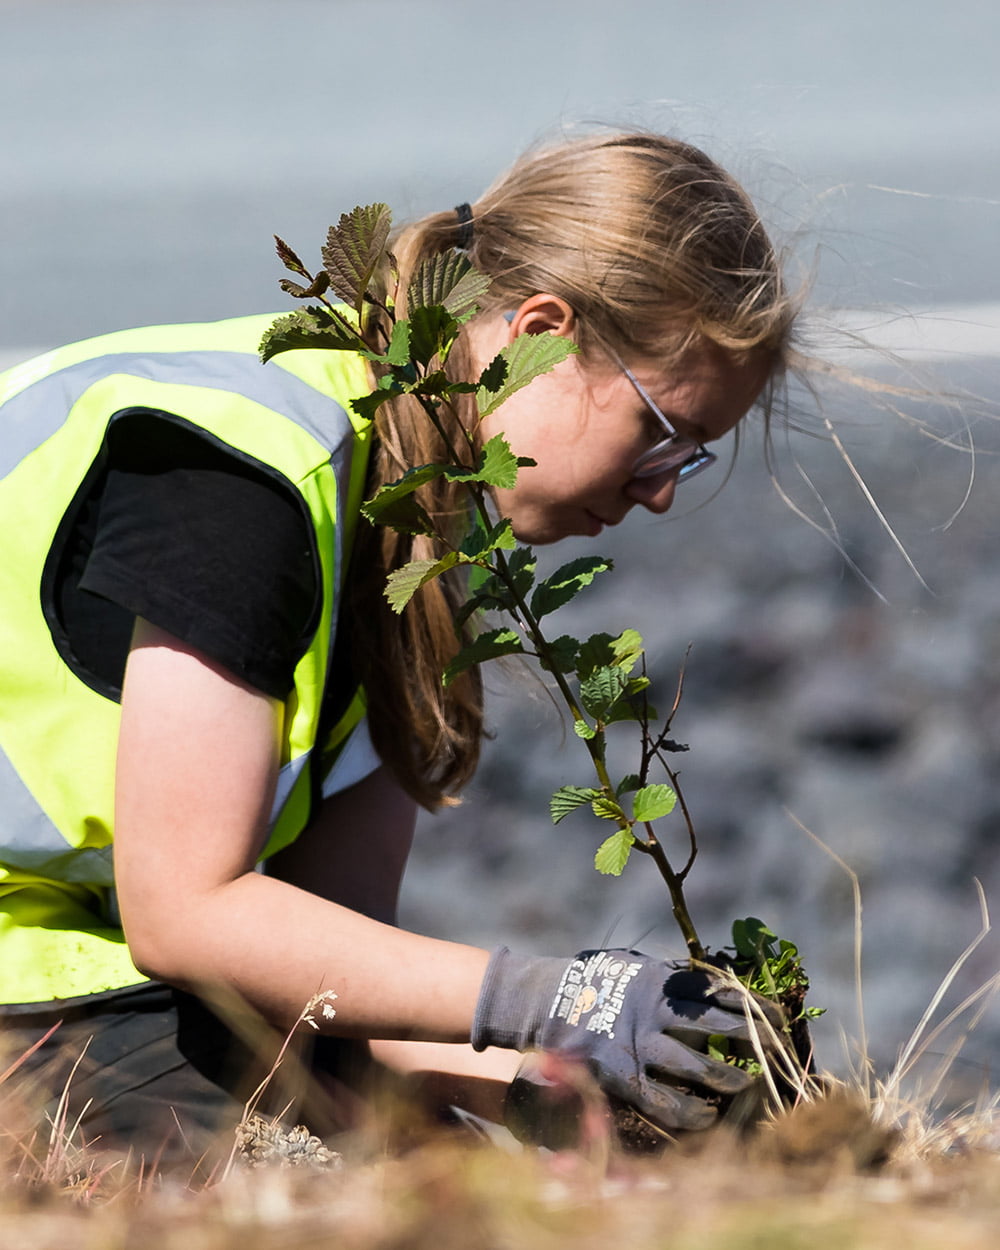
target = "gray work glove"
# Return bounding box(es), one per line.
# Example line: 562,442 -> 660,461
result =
472,946 -> 767,1135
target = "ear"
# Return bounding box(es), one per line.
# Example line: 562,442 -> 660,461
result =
505,294 -> 576,341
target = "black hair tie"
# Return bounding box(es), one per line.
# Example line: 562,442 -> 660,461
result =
454,202 -> 474,250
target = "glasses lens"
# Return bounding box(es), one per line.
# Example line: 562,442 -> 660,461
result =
633,442 -> 716,481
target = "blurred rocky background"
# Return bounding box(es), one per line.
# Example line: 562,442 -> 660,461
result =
403,355 -> 1000,1094
2,0 -> 998,1101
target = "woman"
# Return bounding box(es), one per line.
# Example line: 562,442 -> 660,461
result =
0,131 -> 794,1157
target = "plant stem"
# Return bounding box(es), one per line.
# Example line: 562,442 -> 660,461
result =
637,824 -> 706,961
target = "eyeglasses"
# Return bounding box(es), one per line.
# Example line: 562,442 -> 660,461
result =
614,357 -> 717,483
501,312 -> 716,483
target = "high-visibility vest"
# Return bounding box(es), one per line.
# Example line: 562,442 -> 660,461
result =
0,314 -> 373,1005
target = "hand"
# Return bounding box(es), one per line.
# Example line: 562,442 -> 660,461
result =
473,947 -> 771,1134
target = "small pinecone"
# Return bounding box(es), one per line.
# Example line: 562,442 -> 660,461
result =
235,1114 -> 341,1169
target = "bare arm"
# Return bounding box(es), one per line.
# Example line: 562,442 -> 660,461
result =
265,761 -> 416,926
113,620 -> 490,1040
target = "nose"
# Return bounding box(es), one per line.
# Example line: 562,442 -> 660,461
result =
624,469 -> 679,515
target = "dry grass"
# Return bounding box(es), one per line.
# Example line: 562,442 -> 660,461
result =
3,934 -> 999,1248
3,1028 -> 1000,1250
1,1097 -> 1000,1250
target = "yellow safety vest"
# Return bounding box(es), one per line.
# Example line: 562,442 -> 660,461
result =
0,314 -> 372,1005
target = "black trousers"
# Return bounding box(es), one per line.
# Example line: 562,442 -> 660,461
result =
0,983 -> 363,1168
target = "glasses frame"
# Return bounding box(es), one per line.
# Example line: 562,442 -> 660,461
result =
613,356 -> 717,483
500,311 -> 717,484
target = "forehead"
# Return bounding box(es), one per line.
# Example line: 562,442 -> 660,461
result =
636,344 -> 771,442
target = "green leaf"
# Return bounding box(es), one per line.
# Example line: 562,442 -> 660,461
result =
594,829 -> 635,876
476,434 -> 522,489
573,718 -> 597,740
579,665 -> 628,720
478,354 -> 508,394
538,634 -> 579,675
259,307 -> 362,362
575,628 -> 643,679
530,556 -> 612,620
408,252 -> 491,321
732,917 -> 778,965
605,700 -> 657,726
575,633 -> 615,679
590,794 -> 625,822
632,784 -> 677,823
454,544 -> 537,627
350,389 -> 398,424
616,774 -> 642,797
363,493 -> 434,537
321,204 -> 392,314
384,319 -> 411,366
460,518 -> 516,560
611,628 -> 644,673
502,545 -> 538,597
453,587 -> 505,631
409,304 -> 458,367
476,335 -> 578,418
706,1034 -> 730,1062
384,553 -> 460,613
362,464 -> 450,524
442,628 -> 523,685
550,785 -> 600,825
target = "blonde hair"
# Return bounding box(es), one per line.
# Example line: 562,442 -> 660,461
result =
350,130 -> 796,809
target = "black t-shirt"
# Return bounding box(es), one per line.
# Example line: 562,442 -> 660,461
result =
50,409 -> 321,701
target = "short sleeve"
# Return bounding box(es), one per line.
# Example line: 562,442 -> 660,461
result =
66,410 -> 321,700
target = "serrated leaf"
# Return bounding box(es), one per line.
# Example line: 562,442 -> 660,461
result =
453,585 -> 512,632
530,556 -> 612,620
476,335 -> 578,418
573,718 -> 597,740
351,389 -> 398,424
259,307 -> 363,363
611,628 -> 644,672
384,319 -> 411,366
362,463 -> 458,524
274,235 -> 309,277
384,552 -> 460,614
478,354 -> 508,394
409,304 -> 458,367
455,545 -> 537,630
632,784 -> 677,823
550,785 -> 600,825
575,632 -> 615,678
538,634 -> 579,675
442,628 -> 523,685
576,627 -> 646,679
321,204 -> 392,314
602,705 -> 650,730
363,493 -> 434,536
579,666 -> 628,720
594,830 -> 635,876
476,434 -> 521,489
408,252 -> 491,321
460,517 -> 516,560
590,794 -> 625,822
616,774 -> 642,797
504,545 -> 538,595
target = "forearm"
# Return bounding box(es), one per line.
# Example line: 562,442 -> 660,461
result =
125,869 -> 490,1042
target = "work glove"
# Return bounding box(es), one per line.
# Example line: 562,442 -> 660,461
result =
472,946 -> 774,1136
